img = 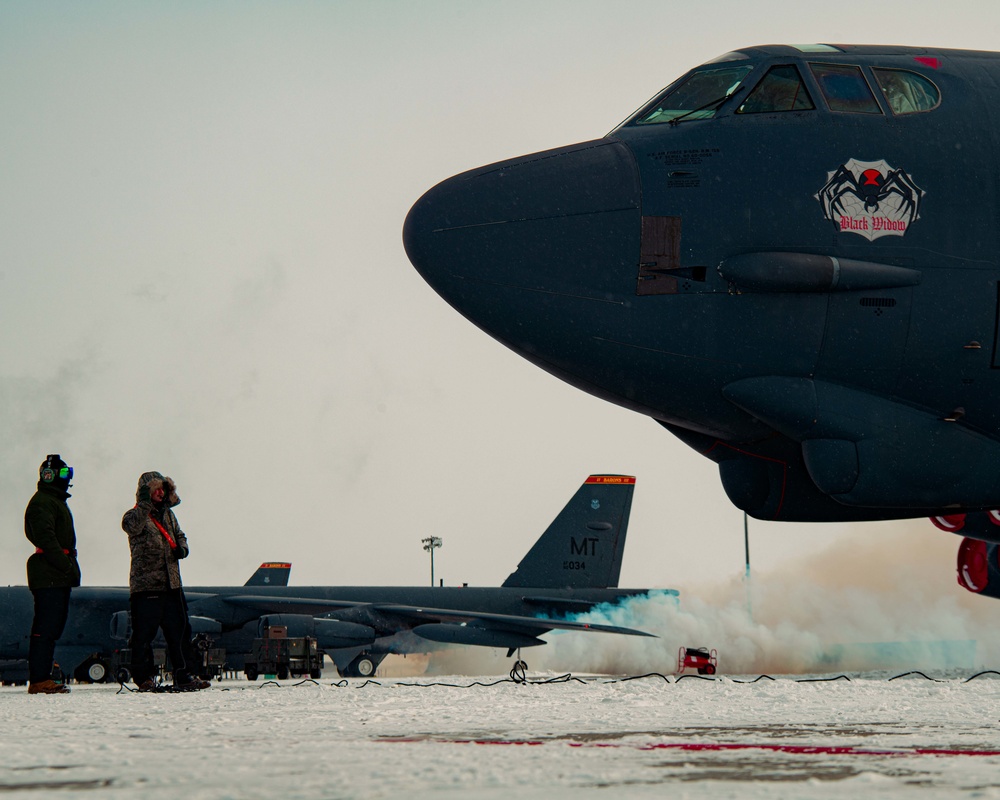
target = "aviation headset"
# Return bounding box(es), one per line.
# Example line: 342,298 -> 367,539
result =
40,454 -> 73,483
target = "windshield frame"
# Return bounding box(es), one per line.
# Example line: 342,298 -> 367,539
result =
624,65 -> 755,127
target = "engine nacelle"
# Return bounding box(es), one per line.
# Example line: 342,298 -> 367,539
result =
956,537 -> 1000,599
189,616 -> 223,635
258,614 -> 375,649
930,510 -> 1000,544
109,611 -> 221,640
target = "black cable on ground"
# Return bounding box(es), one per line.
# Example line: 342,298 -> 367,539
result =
393,679 -> 506,688
388,673 -> 584,690
108,668 -> 1000,691
888,671 -> 944,682
964,670 -> 1000,682
608,672 -> 672,684
533,673 -> 587,685
116,679 -> 204,694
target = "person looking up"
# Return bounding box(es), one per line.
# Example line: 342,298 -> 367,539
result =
122,471 -> 208,692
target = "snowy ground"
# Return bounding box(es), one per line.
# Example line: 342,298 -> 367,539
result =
3,670 -> 1000,799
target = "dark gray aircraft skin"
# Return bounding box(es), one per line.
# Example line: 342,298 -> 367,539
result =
0,475 -> 659,681
403,44 -> 1000,595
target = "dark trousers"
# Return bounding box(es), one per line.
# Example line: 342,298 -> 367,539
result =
129,589 -> 196,685
29,587 -> 71,683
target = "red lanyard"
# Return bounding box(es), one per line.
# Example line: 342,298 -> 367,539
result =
148,513 -> 177,549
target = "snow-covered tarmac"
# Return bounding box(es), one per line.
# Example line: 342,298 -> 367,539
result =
3,671 -> 1000,799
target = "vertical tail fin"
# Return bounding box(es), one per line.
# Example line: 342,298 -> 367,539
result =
244,562 -> 292,587
502,475 -> 635,589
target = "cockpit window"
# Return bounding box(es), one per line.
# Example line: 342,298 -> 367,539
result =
872,68 -> 941,114
705,50 -> 750,64
791,44 -> 842,53
808,63 -> 882,114
737,65 -> 815,113
633,65 -> 753,125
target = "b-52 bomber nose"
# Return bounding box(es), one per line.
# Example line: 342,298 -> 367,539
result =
403,139 -> 641,368
405,43 -> 1000,528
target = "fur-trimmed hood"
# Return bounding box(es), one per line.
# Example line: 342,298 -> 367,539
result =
136,471 -> 180,508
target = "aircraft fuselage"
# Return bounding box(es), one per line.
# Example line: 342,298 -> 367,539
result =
404,45 -> 1000,522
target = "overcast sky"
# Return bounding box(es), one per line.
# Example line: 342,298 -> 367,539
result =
4,1 -> 1000,600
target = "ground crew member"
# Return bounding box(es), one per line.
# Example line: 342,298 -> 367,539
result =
24,454 -> 80,694
122,471 -> 209,692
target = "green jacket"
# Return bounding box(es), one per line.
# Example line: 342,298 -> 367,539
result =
24,483 -> 81,589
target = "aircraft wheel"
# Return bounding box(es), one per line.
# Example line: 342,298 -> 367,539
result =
277,666 -> 289,680
351,655 -> 376,677
75,657 -> 109,684
310,668 -> 322,679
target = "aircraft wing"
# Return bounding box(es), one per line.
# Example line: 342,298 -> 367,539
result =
371,604 -> 655,638
222,595 -> 654,638
223,595 -> 365,613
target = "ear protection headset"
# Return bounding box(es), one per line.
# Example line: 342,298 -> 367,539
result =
40,454 -> 73,483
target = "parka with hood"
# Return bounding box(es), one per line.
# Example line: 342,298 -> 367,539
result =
122,471 -> 189,593
25,481 -> 81,589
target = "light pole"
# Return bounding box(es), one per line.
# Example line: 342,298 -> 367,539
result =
422,536 -> 442,586
743,512 -> 752,620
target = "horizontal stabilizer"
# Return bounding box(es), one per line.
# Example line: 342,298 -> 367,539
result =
520,589 -> 674,615
412,624 -> 546,649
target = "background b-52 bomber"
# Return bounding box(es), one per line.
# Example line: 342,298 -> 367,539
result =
403,44 -> 1000,601
0,475 -> 658,682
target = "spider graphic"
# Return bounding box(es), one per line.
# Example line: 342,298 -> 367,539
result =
817,161 -> 924,229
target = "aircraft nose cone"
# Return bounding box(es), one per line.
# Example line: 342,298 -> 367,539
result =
403,139 -> 641,340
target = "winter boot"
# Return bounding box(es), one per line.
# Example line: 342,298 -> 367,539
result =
28,679 -> 70,694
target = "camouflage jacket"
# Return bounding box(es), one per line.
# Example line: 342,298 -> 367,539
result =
25,483 -> 82,589
122,472 -> 189,593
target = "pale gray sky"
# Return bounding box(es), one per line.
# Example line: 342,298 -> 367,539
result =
3,1 -> 998,595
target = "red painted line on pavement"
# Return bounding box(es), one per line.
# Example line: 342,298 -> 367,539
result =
574,742 -> 1000,757
381,738 -> 1000,757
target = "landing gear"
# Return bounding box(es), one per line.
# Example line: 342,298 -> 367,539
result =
75,657 -> 110,684
349,655 -> 375,677
338,652 -> 385,677
503,647 -> 529,682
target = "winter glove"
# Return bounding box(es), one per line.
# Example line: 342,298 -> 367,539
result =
176,544 -> 189,559
137,484 -> 151,504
